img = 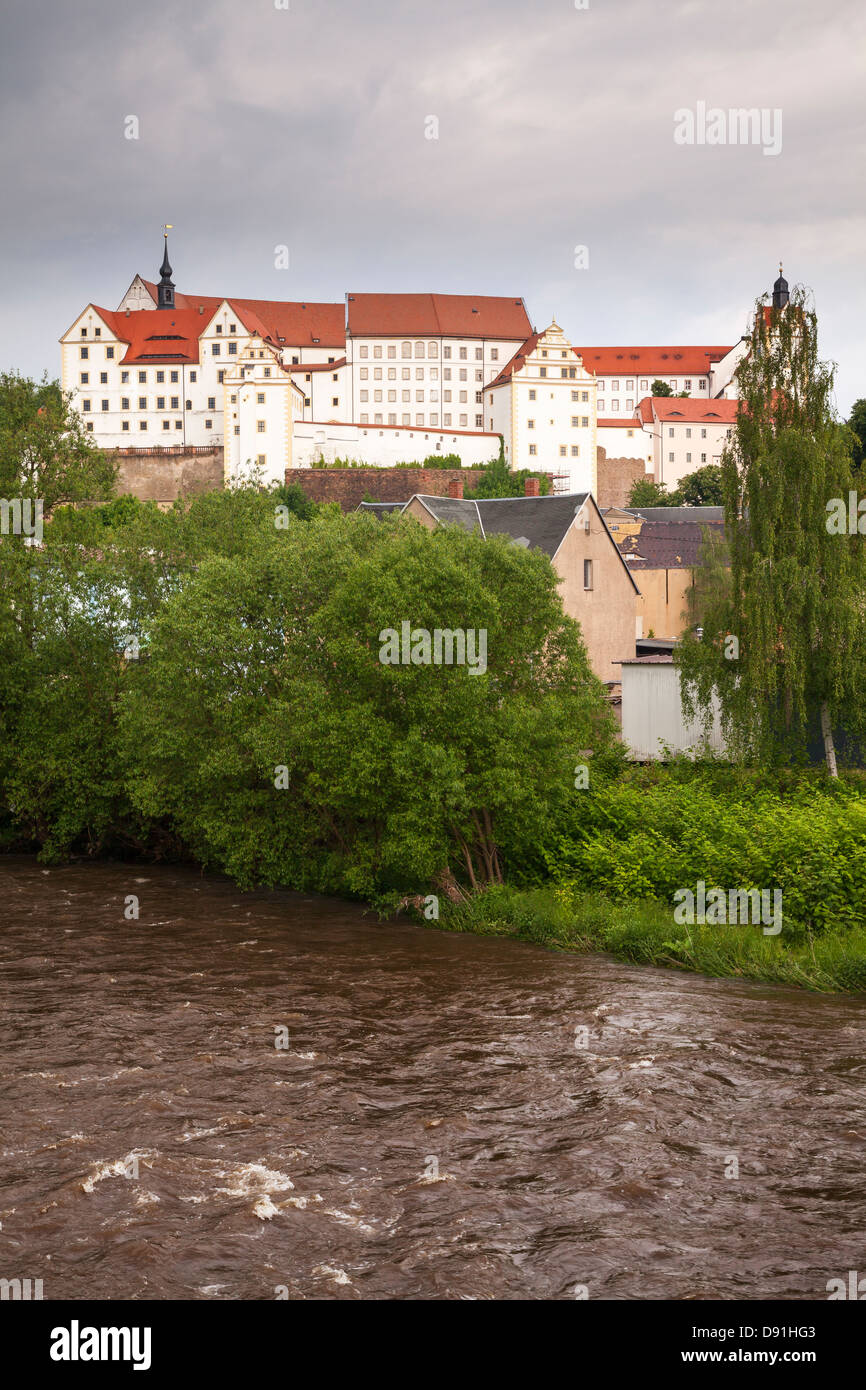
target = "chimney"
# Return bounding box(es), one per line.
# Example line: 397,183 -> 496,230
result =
447,477 -> 463,499
524,476 -> 540,497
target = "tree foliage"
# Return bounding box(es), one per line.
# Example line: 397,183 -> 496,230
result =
0,492 -> 614,896
678,464 -> 724,506
464,458 -> 551,498
847,398 -> 866,475
627,477 -> 680,508
677,286 -> 866,771
0,371 -> 117,510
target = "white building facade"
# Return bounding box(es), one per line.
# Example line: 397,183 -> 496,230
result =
635,397 -> 740,489
344,292 -> 532,433
580,342 -> 747,416
60,241 -> 775,494
485,321 -> 598,493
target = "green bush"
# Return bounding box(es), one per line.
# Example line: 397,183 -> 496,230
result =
542,768 -> 866,935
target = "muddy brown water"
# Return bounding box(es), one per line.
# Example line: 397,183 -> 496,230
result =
1,855 -> 864,1301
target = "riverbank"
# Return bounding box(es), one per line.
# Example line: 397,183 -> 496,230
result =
5,853 -> 865,1300
425,884 -> 866,994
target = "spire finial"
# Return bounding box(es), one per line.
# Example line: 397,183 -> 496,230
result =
157,225 -> 175,310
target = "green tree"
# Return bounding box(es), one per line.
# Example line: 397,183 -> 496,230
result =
678,465 -> 724,506
678,286 -> 866,774
0,484 -> 318,858
465,458 -> 550,498
626,477 -> 681,508
120,511 -> 612,897
847,398 -> 866,474
0,371 -> 117,510
651,379 -> 673,397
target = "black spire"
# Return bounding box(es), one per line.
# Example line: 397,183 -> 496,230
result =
772,262 -> 789,310
157,228 -> 175,310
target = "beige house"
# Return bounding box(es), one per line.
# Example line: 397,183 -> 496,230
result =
386,487 -> 640,684
612,507 -> 724,641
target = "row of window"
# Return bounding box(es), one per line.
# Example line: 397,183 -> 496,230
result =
598,400 -> 633,412
357,413 -> 485,429
80,367 -> 191,383
359,390 -> 482,405
357,343 -> 501,361
82,396 -> 218,412
358,367 -> 484,384
526,417 -> 590,429
596,377 -> 707,392
526,444 -> 581,457
669,452 -> 709,464
86,420 -> 213,433
522,390 -> 591,403
78,345 -> 116,361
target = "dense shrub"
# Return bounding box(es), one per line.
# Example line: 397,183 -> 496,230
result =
542,769 -> 866,934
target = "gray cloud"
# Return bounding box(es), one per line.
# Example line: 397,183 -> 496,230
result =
1,0 -> 863,411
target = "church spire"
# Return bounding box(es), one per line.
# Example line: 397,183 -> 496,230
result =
157,224 -> 175,309
772,261 -> 789,310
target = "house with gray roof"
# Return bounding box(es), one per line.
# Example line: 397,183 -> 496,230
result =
392,489 -> 640,683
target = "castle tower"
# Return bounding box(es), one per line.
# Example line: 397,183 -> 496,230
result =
157,226 -> 175,310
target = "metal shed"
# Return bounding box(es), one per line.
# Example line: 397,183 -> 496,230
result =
618,655 -> 727,761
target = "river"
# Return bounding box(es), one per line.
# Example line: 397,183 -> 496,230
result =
1,855 -> 864,1300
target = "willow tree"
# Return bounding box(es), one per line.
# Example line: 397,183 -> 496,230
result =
678,283 -> 866,774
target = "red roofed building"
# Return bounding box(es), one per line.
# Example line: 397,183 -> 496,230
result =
344,292 -> 532,433
576,341 -> 747,415
633,396 -> 741,488
58,240 -> 779,495
484,321 -> 598,493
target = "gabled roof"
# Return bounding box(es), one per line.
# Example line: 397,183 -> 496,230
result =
346,293 -> 532,340
139,283 -> 346,347
486,332 -> 542,388
406,491 -> 640,593
409,492 -> 590,554
90,306 -> 204,364
579,346 -> 734,375
486,332 -> 595,390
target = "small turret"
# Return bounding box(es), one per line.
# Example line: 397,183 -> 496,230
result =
772,262 -> 789,310
157,225 -> 175,309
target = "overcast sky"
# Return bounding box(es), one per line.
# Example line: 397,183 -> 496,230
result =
1,0 -> 863,412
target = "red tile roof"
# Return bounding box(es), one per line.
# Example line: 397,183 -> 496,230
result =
578,346 -> 733,374
346,293 -> 532,340
485,332 -> 542,388
140,283 -> 346,347
597,417 -> 643,428
93,306 -> 204,364
637,396 -> 740,424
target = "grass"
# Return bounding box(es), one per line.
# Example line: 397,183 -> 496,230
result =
427,884 -> 866,994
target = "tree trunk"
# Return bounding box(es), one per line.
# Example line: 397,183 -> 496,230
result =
820,701 -> 838,779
